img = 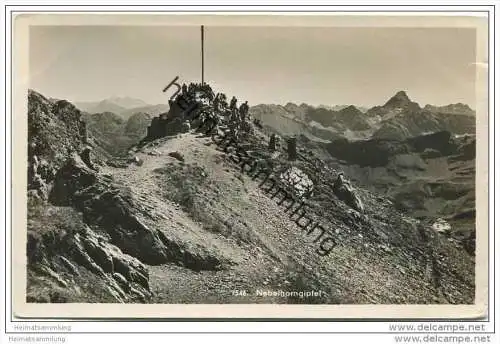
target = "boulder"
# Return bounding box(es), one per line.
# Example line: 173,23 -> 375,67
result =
147,149 -> 162,156
127,156 -> 144,166
168,151 -> 185,162
333,174 -> 364,213
279,167 -> 314,198
180,121 -> 191,133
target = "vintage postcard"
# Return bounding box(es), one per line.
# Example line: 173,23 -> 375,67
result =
11,13 -> 489,319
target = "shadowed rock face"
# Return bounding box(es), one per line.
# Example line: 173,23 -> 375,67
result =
27,204 -> 151,303
29,93 -> 88,159
406,131 -> 456,155
326,138 -> 411,167
49,154 -> 99,205
326,131 -> 469,168
28,90 -> 88,195
49,154 -> 229,270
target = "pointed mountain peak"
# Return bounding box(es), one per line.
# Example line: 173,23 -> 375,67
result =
394,90 -> 409,98
337,105 -> 363,116
343,105 -> 361,112
284,102 -> 299,110
384,90 -> 412,108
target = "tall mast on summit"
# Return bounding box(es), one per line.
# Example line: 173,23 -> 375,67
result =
201,25 -> 205,85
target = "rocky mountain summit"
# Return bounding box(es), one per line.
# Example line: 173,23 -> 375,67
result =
380,90 -> 420,111
26,85 -> 475,305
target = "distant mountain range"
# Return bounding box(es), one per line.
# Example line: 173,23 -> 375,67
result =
75,96 -> 169,120
423,103 -> 475,116
250,91 -> 476,142
318,104 -> 369,113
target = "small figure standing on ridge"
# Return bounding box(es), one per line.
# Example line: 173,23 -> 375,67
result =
229,96 -> 238,117
219,94 -> 228,111
80,145 -> 98,171
213,93 -> 221,112
239,101 -> 249,122
230,96 -> 237,109
229,96 -> 238,123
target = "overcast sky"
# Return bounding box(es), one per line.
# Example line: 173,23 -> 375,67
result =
29,25 -> 477,108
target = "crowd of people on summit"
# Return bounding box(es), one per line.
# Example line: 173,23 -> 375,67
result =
177,82 -> 253,140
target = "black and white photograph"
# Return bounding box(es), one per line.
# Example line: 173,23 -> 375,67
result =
12,13 -> 489,319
